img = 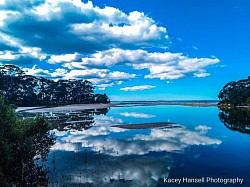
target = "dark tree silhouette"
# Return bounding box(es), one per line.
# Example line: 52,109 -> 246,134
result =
218,77 -> 250,134
0,96 -> 55,186
94,93 -> 110,103
218,77 -> 250,107
0,65 -> 110,107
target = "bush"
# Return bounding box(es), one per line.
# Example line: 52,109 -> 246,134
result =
0,96 -> 55,186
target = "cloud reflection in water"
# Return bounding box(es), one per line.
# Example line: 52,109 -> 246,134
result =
48,115 -> 221,186
120,112 -> 156,118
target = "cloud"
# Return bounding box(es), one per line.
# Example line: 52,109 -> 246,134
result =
0,31 -> 45,64
97,81 -> 123,90
193,72 -> 210,78
120,85 -> 156,91
83,71 -> 135,85
22,65 -> 135,85
23,65 -> 50,77
63,69 -> 108,79
48,53 -> 82,64
140,57 -> 219,80
0,0 -> 220,89
50,68 -> 68,78
120,112 -> 155,118
192,46 -> 198,50
0,0 -> 168,60
195,125 -> 212,134
63,48 -> 219,80
63,48 -> 181,67
193,70 -> 211,78
49,148 -> 173,186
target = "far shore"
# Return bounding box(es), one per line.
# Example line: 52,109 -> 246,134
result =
114,101 -> 219,107
16,101 -> 221,113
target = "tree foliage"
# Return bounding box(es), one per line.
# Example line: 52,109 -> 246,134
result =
93,93 -> 110,104
0,65 -> 110,107
218,77 -> 250,106
0,96 -> 55,186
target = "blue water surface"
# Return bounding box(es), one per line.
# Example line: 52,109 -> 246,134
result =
45,105 -> 250,187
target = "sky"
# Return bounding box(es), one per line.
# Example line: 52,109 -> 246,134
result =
0,0 -> 249,101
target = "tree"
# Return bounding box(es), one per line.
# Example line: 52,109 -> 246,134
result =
218,77 -> 250,107
0,96 -> 55,186
94,93 -> 110,103
0,65 -> 104,106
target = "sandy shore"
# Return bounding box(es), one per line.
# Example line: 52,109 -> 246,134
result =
16,103 -> 113,113
16,107 -> 44,112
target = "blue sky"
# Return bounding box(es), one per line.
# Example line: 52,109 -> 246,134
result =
0,0 -> 249,101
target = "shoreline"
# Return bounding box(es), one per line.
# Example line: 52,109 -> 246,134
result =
16,101 -> 219,113
16,103 -> 114,113
16,101 -> 250,113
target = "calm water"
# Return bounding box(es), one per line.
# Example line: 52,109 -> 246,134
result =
31,105 -> 250,187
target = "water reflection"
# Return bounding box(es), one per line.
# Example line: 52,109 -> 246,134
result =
18,108 -> 109,131
47,114 -> 221,186
219,108 -> 250,135
120,112 -> 156,118
18,107 -> 224,186
48,149 -> 173,187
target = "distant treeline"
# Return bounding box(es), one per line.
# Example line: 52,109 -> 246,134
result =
218,77 -> 250,107
0,65 -> 110,107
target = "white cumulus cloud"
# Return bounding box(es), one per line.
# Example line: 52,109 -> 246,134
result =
22,65 -> 135,85
71,48 -> 219,80
0,0 -> 168,62
120,85 -> 156,91
0,0 -> 221,89
193,71 -> 211,78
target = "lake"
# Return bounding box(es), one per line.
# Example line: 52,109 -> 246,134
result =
21,104 -> 250,187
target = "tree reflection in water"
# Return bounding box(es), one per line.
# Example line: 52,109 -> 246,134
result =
15,108 -> 109,186
219,108 -> 250,135
18,108 -> 110,131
